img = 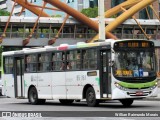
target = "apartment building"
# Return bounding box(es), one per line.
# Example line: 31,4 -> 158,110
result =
0,0 -> 24,16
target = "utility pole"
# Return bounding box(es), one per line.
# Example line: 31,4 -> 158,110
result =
98,0 -> 105,40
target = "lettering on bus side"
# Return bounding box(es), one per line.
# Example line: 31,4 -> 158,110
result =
76,75 -> 86,81
31,76 -> 37,82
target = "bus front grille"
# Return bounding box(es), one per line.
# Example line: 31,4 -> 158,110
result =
127,91 -> 151,96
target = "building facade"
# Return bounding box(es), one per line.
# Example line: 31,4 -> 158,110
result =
0,0 -> 159,18
106,0 -> 159,19
0,0 -> 25,16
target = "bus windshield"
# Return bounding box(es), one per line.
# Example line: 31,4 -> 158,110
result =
113,49 -> 156,79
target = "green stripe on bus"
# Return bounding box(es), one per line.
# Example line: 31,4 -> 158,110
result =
1,52 -> 4,74
24,80 -> 27,87
95,78 -> 100,86
119,80 -> 157,89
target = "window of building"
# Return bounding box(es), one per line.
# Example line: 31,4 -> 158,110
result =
78,0 -> 83,4
111,0 -> 125,7
111,0 -> 125,16
139,7 -> 153,19
67,0 -> 74,3
89,0 -> 98,8
30,0 -> 36,3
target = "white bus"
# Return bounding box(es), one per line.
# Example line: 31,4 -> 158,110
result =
1,39 -> 158,107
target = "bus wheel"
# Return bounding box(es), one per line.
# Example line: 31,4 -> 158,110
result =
28,87 -> 39,105
119,99 -> 134,107
86,87 -> 99,107
59,99 -> 74,105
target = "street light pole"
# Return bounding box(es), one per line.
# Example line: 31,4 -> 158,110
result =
98,0 -> 105,40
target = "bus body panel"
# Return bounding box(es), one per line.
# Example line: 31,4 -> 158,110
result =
37,73 -> 52,99
3,74 -> 14,97
66,71 -> 83,99
66,70 -> 100,99
51,72 -> 66,99
17,76 -> 24,97
24,73 -> 38,98
2,74 -> 6,96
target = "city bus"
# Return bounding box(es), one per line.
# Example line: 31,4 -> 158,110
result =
1,39 -> 158,107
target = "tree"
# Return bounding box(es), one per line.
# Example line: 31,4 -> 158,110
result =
81,7 -> 98,18
0,10 -> 10,16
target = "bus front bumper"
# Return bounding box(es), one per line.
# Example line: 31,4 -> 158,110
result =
112,87 -> 158,99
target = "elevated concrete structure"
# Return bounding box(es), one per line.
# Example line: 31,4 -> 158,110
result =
0,16 -> 160,46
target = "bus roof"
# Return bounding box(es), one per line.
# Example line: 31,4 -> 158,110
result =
2,39 -> 151,56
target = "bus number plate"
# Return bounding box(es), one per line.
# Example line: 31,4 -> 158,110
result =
136,91 -> 144,96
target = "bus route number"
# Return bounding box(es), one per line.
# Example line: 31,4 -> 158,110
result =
77,75 -> 86,81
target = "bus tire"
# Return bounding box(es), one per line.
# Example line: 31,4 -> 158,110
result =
28,87 -> 39,105
59,99 -> 74,105
119,99 -> 134,107
86,87 -> 99,107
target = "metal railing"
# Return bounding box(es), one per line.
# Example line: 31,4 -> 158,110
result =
0,32 -> 159,40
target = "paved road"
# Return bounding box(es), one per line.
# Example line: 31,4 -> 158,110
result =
0,97 -> 160,111
0,97 -> 160,119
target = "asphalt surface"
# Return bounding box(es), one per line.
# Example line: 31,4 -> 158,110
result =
0,97 -> 160,119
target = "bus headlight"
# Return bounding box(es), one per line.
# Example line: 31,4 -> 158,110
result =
155,82 -> 158,86
114,82 -> 127,91
150,86 -> 156,90
150,82 -> 157,90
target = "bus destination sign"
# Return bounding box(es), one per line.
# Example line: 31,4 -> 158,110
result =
114,41 -> 153,48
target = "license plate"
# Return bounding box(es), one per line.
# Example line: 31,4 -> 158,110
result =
136,91 -> 144,95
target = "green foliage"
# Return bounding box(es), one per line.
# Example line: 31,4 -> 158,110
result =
51,14 -> 62,17
111,14 -> 117,18
0,10 -> 10,16
81,7 -> 98,18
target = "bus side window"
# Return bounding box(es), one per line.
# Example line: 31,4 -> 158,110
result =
82,50 -> 88,69
4,57 -> 8,74
28,54 -> 37,72
60,62 -> 65,70
4,57 -> 13,74
60,52 -> 65,70
67,62 -> 72,70
76,51 -> 81,70
25,55 -> 31,72
38,54 -> 43,71
89,49 -> 97,69
38,53 -> 51,72
51,53 -> 55,71
82,49 -> 97,70
66,51 -> 74,70
54,52 -> 65,71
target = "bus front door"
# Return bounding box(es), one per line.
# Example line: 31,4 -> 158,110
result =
100,50 -> 111,98
14,57 -> 24,98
